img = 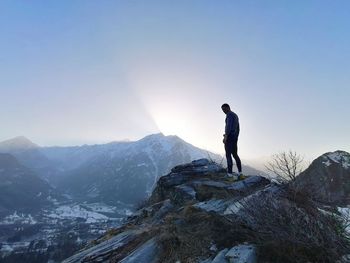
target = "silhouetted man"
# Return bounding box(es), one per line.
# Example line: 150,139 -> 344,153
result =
221,103 -> 243,179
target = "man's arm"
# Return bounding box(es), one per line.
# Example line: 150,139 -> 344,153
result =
225,113 -> 234,136
223,113 -> 239,143
223,113 -> 233,143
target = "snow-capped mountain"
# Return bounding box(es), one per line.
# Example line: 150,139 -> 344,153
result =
56,133 -> 222,205
0,133 -> 263,206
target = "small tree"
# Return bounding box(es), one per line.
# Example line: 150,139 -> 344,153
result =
265,150 -> 304,182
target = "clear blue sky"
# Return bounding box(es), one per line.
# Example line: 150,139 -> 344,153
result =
0,1 -> 349,160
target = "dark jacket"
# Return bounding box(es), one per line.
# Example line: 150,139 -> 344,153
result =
225,111 -> 240,139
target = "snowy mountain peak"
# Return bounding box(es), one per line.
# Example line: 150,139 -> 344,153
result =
321,150 -> 350,169
139,132 -> 165,141
0,136 -> 39,152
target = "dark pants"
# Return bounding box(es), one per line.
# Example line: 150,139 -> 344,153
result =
224,135 -> 242,173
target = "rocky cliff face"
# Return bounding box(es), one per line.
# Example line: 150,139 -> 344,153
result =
63,158 -> 350,263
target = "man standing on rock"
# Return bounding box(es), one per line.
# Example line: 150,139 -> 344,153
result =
221,103 -> 243,179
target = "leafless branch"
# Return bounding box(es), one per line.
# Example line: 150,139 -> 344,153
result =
265,150 -> 304,182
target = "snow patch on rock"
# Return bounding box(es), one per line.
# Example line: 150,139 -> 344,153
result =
323,151 -> 350,169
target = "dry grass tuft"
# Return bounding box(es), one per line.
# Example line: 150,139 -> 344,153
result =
157,204 -> 256,263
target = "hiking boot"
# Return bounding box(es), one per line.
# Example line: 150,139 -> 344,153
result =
225,173 -> 238,180
224,173 -> 233,178
238,173 -> 246,180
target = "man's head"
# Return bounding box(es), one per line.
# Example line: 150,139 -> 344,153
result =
221,103 -> 231,114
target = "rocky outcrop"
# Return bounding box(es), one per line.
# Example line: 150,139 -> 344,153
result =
295,150 -> 350,205
63,157 -> 350,263
149,158 -> 269,206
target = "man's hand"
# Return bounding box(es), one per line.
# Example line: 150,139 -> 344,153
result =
223,134 -> 227,144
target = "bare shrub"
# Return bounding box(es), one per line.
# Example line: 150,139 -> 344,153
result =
266,150 -> 304,182
157,207 -> 216,263
205,150 -> 225,167
225,185 -> 350,263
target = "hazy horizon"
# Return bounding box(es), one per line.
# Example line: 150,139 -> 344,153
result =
1,1 -> 349,161
1,133 -> 348,169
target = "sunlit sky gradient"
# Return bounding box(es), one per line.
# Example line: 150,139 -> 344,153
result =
1,1 -> 349,161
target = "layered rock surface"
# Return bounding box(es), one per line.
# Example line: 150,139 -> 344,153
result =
63,159 -> 272,263
63,157 -> 350,263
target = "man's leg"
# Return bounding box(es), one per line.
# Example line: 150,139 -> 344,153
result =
232,138 -> 242,173
224,140 -> 233,173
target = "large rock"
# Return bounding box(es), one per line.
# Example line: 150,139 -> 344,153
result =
211,248 -> 229,263
149,159 -> 226,204
208,244 -> 257,263
171,158 -> 219,173
295,150 -> 350,205
193,199 -> 234,214
62,230 -> 142,263
149,160 -> 269,205
119,238 -> 159,263
225,244 -> 257,263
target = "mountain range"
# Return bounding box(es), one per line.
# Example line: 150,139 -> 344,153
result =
0,133 -> 264,207
0,153 -> 51,217
0,133 -> 266,262
0,133 -> 348,262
